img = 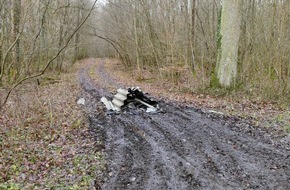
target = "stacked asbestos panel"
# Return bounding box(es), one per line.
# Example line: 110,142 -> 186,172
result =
101,88 -> 129,112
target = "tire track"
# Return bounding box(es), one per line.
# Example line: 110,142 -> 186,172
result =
78,59 -> 290,190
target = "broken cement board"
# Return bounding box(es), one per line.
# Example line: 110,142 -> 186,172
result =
101,97 -> 115,110
101,87 -> 159,113
77,98 -> 85,105
101,88 -> 129,111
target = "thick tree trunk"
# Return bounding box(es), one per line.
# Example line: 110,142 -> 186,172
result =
217,0 -> 242,87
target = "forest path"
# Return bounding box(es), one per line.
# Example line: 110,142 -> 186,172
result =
78,58 -> 290,190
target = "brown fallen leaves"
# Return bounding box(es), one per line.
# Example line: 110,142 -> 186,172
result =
0,70 -> 104,189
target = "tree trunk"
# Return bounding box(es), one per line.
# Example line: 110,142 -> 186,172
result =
190,0 -> 196,71
0,3 -> 2,86
134,1 -> 141,76
57,0 -> 69,71
74,3 -> 81,63
13,0 -> 21,75
216,0 -> 242,87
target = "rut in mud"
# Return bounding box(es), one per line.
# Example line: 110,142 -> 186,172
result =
79,59 -> 290,190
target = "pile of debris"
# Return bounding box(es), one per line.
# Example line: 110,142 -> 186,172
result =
101,87 -> 159,113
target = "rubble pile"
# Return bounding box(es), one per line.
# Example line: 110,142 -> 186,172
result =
101,87 -> 159,113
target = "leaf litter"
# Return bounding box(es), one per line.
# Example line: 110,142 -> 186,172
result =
0,70 -> 104,189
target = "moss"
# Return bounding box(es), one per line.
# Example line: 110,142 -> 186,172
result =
210,72 -> 221,89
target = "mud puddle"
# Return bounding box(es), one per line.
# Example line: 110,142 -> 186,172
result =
78,59 -> 290,190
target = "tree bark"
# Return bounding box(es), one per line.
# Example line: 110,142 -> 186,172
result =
13,0 -> 21,75
74,1 -> 82,63
217,0 -> 242,87
190,0 -> 196,71
0,2 -> 3,86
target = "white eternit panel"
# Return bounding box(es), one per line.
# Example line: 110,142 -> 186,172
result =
114,93 -> 127,101
117,88 -> 129,96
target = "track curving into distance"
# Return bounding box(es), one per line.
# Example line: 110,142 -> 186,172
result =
78,59 -> 290,190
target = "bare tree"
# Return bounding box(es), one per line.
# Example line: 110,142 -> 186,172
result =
0,0 -> 98,109
23,0 -> 288,99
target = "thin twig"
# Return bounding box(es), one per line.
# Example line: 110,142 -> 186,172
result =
0,0 -> 98,110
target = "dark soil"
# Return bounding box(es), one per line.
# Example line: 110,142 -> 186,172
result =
79,59 -> 290,190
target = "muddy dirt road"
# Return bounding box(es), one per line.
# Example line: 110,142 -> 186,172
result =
79,59 -> 290,190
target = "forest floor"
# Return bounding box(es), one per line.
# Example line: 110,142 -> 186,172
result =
0,58 -> 289,189
0,66 -> 104,189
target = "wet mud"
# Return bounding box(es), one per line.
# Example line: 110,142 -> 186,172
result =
79,59 -> 290,190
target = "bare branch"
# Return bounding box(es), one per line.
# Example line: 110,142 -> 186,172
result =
0,0 -> 98,110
